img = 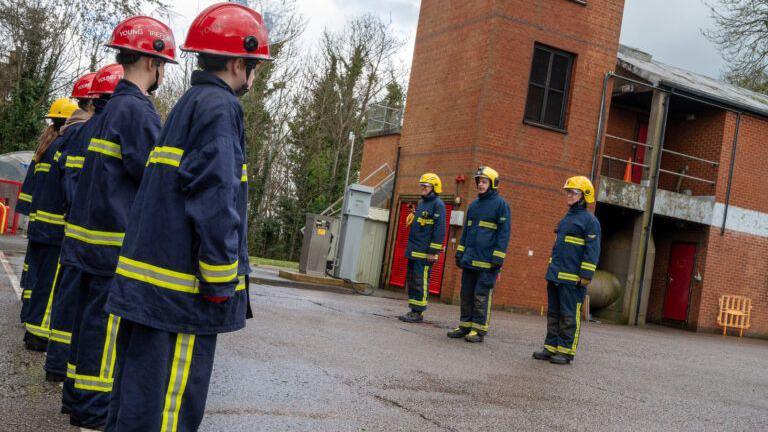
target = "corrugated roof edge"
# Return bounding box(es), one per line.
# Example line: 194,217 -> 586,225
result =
617,45 -> 768,118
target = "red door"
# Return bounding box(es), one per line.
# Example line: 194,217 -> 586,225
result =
632,123 -> 648,183
389,200 -> 452,295
662,243 -> 696,321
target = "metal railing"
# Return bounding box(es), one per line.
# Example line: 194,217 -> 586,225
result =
366,103 -> 403,136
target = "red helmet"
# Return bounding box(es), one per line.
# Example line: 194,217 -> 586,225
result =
181,3 -> 272,61
106,16 -> 177,63
71,72 -> 97,99
89,64 -> 124,96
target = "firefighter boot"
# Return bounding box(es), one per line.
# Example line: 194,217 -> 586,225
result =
532,348 -> 554,361
446,327 -> 470,338
398,311 -> 424,323
24,332 -> 47,352
550,353 -> 573,365
464,330 -> 484,343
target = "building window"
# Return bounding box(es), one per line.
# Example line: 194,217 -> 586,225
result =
524,43 -> 575,132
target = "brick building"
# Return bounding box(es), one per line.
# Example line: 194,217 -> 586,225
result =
360,0 -> 768,336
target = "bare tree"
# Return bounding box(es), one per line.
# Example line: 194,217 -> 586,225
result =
704,0 -> 768,92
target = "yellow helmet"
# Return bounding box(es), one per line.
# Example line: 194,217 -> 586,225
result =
419,172 -> 442,194
563,176 -> 595,204
474,166 -> 499,189
46,97 -> 78,119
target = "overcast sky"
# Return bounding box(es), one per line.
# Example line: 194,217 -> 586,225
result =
166,0 -> 726,79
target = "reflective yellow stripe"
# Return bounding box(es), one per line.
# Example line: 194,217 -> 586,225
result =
456,245 -> 465,252
54,151 -> 62,162
116,256 -> 199,294
580,262 -> 597,271
100,314 -> 121,381
22,289 -> 31,299
548,257 -> 552,264
18,193 -> 32,203
236,276 -> 246,291
478,221 -> 497,230
88,138 -> 122,159
65,223 -> 124,246
34,163 -> 51,173
557,272 -> 580,282
459,321 -> 473,328
416,217 -> 434,225
557,346 -> 576,355
241,164 -> 248,182
492,250 -> 506,258
67,363 -> 76,379
573,303 -> 582,353
24,323 -> 50,339
65,156 -> 85,169
410,251 -> 428,259
73,373 -> 113,392
408,264 -> 430,307
429,242 -> 443,250
544,344 -> 558,354
23,263 -> 29,271
35,210 -> 65,226
49,329 -> 72,344
148,146 -> 184,167
199,260 -> 238,283
467,220 -> 472,226
472,290 -> 493,332
564,235 -> 585,246
472,260 -> 491,269
161,333 -> 196,432
40,262 -> 60,331
29,212 -> 37,222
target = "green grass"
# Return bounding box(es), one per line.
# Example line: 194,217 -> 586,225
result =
249,256 -> 299,271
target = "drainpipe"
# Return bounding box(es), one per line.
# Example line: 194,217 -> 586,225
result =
721,113 -> 741,235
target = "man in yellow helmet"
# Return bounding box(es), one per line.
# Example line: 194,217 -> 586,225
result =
448,166 -> 510,343
399,173 -> 446,323
533,176 -> 601,364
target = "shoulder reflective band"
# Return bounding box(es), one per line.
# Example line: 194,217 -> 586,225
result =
54,151 -> 62,162
472,260 -> 491,269
199,260 -> 238,283
241,164 -> 248,182
557,272 -> 580,282
65,223 -> 125,246
65,155 -> 85,169
478,221 -> 497,230
492,250 -> 506,258
34,163 -> 51,173
580,262 -> 597,272
564,235 -> 585,246
457,245 -> 465,252
35,210 -> 65,226
88,138 -> 122,159
18,193 -> 32,203
148,146 -> 184,167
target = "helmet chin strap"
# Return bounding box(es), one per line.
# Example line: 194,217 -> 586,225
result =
235,61 -> 258,97
147,68 -> 160,94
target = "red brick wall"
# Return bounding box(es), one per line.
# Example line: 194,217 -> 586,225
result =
360,133 -> 400,187
602,105 -> 641,179
384,0 -> 626,309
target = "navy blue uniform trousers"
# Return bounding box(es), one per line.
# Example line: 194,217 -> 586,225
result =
63,269 -> 119,429
45,265 -> 81,377
406,259 -> 431,312
106,320 -> 217,432
544,281 -> 586,357
459,269 -> 498,335
23,242 -> 61,342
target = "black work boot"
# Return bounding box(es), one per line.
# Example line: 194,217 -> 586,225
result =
532,348 -> 555,361
24,333 -> 47,352
398,311 -> 424,323
446,327 -> 470,338
464,330 -> 484,343
549,353 -> 573,365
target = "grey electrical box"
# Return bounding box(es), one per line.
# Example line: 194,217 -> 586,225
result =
299,214 -> 339,276
334,184 -> 374,281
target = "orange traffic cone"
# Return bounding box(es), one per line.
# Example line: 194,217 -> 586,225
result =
623,156 -> 633,182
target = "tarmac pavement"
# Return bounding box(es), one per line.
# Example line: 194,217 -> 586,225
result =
1,235 -> 767,431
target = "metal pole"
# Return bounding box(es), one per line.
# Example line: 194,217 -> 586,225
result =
632,89 -> 670,326
721,113 -> 741,235
344,131 -> 355,191
591,72 -> 612,182
378,146 -> 402,289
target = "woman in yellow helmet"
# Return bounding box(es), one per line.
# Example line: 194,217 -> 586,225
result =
399,172 -> 446,323
533,176 -> 601,364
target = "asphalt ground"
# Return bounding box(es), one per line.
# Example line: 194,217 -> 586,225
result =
1,236 -> 767,431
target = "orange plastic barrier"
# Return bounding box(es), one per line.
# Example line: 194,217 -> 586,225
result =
0,203 -> 7,235
717,295 -> 752,337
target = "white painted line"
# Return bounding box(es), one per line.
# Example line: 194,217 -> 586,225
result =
0,250 -> 21,300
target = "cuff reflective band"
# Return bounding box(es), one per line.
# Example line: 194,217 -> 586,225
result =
492,250 -> 506,258
199,260 -> 239,283
580,262 -> 597,271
